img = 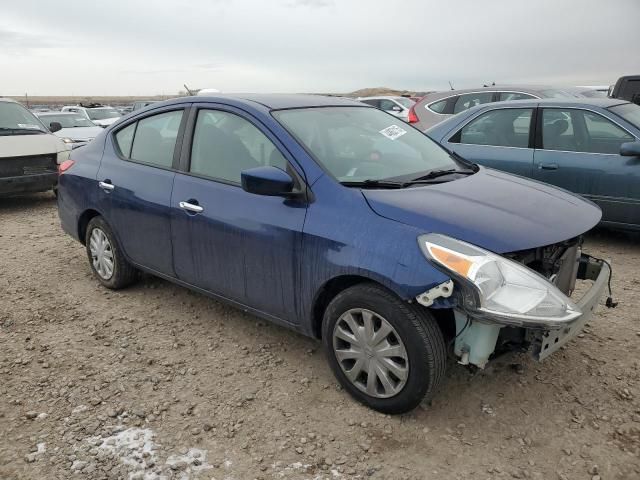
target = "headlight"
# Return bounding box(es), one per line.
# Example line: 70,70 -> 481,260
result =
418,234 -> 581,326
62,137 -> 74,144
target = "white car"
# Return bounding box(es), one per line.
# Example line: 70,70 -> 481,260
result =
60,104 -> 121,127
357,96 -> 416,122
35,112 -> 103,148
0,98 -> 69,196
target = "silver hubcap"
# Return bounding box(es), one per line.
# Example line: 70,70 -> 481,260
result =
332,308 -> 409,398
89,228 -> 114,280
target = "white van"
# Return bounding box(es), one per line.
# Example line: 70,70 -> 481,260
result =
0,98 -> 70,196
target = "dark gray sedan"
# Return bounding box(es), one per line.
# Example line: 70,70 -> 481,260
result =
427,98 -> 640,230
411,85 -> 586,130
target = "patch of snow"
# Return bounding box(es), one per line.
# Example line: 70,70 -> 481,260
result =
166,448 -> 213,480
36,442 -> 46,454
91,427 -> 160,479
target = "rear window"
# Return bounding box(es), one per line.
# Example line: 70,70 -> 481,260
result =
428,99 -> 448,113
609,103 -> 640,130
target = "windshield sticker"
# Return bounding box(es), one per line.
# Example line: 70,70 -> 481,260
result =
17,123 -> 41,130
379,124 -> 407,140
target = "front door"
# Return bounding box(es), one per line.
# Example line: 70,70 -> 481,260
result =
533,107 -> 640,226
170,106 -> 307,323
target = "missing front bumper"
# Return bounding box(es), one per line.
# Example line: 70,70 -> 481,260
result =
532,256 -> 610,361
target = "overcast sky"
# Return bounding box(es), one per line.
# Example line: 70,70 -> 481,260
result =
1,0 -> 639,96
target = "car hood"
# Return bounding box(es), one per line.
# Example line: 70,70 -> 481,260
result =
362,168 -> 601,253
0,133 -> 66,158
55,126 -> 103,142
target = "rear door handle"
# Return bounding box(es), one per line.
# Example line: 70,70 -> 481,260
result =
98,180 -> 115,191
179,201 -> 204,214
538,163 -> 559,170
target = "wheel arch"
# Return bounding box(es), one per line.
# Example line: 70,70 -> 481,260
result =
310,275 -> 404,339
77,209 -> 102,245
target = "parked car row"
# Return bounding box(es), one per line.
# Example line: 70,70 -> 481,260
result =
57,94 -> 611,413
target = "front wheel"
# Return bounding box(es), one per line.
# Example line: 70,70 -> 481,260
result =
85,216 -> 137,289
322,283 -> 446,414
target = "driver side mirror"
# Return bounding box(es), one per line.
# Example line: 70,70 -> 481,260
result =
241,166 -> 295,197
620,141 -> 640,157
49,122 -> 62,133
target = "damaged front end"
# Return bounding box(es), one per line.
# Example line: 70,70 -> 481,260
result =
416,234 -> 612,368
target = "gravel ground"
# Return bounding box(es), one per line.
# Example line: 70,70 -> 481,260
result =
1,193 -> 639,480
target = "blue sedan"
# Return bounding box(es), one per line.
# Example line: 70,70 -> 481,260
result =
57,94 -> 610,413
427,98 -> 640,230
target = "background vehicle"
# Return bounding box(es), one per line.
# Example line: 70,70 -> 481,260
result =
0,98 -> 69,196
357,96 -> 415,121
132,100 -> 158,111
575,85 -> 610,98
35,112 -> 103,149
427,98 -> 640,230
411,85 -> 587,130
61,104 -> 121,127
610,75 -> 640,105
58,94 -> 608,414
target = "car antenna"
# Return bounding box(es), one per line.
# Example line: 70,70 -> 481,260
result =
448,81 -> 455,91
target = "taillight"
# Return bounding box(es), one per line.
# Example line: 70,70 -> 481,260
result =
58,159 -> 75,174
408,105 -> 419,124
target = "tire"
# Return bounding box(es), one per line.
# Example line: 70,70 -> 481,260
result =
85,216 -> 137,289
322,283 -> 446,414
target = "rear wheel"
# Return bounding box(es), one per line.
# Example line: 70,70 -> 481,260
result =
322,283 -> 446,414
85,216 -> 137,289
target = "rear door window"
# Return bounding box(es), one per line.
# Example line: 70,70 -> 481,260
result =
453,92 -> 494,114
452,108 -> 533,148
116,110 -> 184,168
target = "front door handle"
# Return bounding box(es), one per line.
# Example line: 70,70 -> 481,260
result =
538,163 -> 559,170
98,180 -> 115,191
179,201 -> 204,214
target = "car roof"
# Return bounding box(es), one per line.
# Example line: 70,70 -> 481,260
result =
357,95 -> 406,100
473,97 -> 630,109
169,93 -> 364,110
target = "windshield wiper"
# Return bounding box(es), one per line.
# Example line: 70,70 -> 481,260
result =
0,127 -> 45,134
408,168 -> 475,182
341,179 -> 407,189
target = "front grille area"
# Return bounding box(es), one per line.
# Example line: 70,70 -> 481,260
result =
505,237 -> 582,295
0,153 -> 58,178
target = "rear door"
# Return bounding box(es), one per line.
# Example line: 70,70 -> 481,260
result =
533,107 -> 640,226
170,104 -> 307,323
96,105 -> 188,276
445,107 -> 535,177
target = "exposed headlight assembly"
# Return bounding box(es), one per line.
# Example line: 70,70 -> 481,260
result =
418,234 -> 581,327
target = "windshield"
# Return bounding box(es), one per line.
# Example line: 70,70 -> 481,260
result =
395,97 -> 415,108
274,106 -> 459,183
609,103 -> 640,130
0,102 -> 47,133
87,109 -> 121,120
39,114 -> 95,128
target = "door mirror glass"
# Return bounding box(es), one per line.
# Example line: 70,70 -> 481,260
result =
49,122 -> 62,133
241,166 -> 294,196
620,141 -> 640,157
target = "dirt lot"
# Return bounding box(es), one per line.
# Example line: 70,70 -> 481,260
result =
1,193 -> 639,480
